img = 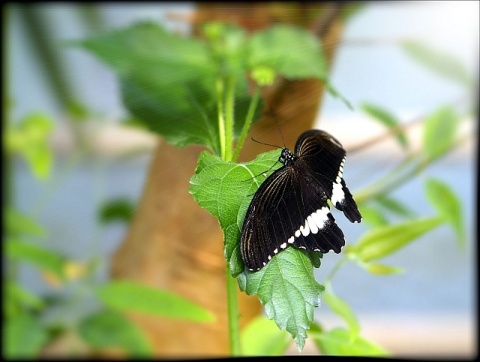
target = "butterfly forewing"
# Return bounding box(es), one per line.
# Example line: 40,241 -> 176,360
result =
240,129 -> 361,271
295,130 -> 362,223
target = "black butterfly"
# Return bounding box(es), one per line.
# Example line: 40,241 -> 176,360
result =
240,129 -> 362,271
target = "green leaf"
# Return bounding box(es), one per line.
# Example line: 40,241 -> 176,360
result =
6,240 -> 66,279
24,143 -> 53,180
5,112 -> 54,180
96,280 -> 215,323
98,198 -> 135,224
322,284 -> 360,339
5,208 -> 46,237
374,195 -> 414,218
359,206 -> 389,227
189,149 -> 281,276
3,313 -> 49,358
424,178 -> 465,247
201,22 -> 248,76
70,21 -> 211,75
74,21 -> 253,153
422,106 -> 458,160
313,327 -> 389,356
364,263 -> 404,275
7,113 -> 54,149
401,40 -> 474,89
190,150 -> 325,350
346,217 -> 443,262
248,24 -> 327,80
361,103 -> 408,149
78,309 -> 152,357
241,315 -> 291,356
5,281 -> 45,316
237,248 -> 324,351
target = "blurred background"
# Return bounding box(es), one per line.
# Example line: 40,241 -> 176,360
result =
4,1 -> 478,358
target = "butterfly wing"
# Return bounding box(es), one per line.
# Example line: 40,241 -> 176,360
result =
295,129 -> 362,223
240,163 -> 345,271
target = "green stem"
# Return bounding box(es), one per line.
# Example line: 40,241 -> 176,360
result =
224,76 -> 236,161
355,131 -> 473,204
226,268 -> 241,356
324,256 -> 348,285
232,86 -> 261,162
219,75 -> 241,355
216,78 -> 226,159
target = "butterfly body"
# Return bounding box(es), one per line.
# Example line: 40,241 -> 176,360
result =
240,129 -> 361,271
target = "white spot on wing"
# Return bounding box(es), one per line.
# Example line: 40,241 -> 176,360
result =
300,222 -> 310,237
312,210 -> 325,229
331,182 -> 345,206
307,215 -> 318,234
280,242 -> 287,249
288,236 -> 295,244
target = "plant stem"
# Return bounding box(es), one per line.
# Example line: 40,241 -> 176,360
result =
355,131 -> 472,203
216,78 -> 226,159
224,76 -> 236,161
324,256 -> 348,285
232,85 -> 261,162
219,74 -> 241,354
226,268 -> 241,356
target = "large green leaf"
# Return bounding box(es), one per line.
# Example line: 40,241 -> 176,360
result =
3,313 -> 49,358
70,21 -> 212,75
247,24 -> 350,107
78,309 -> 152,357
424,178 -> 465,247
96,280 -> 215,323
346,217 -> 443,262
73,22 -> 256,154
238,248 -> 324,351
74,22 -> 216,151
190,149 -> 282,276
248,24 -> 327,80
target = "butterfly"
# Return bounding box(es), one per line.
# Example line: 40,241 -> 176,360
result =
240,129 -> 362,271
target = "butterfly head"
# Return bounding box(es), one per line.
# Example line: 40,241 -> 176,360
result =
279,148 -> 296,166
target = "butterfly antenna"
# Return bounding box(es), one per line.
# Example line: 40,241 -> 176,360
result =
267,107 -> 287,148
250,137 -> 282,149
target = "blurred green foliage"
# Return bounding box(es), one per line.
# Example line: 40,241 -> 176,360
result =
4,3 -> 475,358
